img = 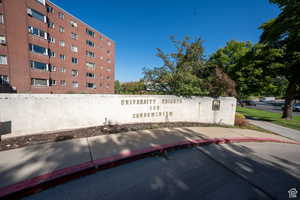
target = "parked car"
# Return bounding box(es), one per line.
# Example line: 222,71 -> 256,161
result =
271,101 -> 285,106
294,104 -> 300,112
240,100 -> 257,106
281,104 -> 300,112
246,100 -> 257,106
260,97 -> 275,102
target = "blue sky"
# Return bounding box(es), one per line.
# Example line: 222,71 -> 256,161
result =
50,0 -> 280,82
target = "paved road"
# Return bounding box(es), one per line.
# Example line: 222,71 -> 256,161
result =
246,102 -> 300,116
248,119 -> 300,142
24,142 -> 300,200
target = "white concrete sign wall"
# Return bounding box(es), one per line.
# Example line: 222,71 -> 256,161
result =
0,94 -> 236,138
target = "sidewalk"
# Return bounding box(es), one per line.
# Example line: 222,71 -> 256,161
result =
0,126 -> 299,198
248,119 -> 300,142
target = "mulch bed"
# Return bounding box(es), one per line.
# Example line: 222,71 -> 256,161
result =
0,122 -> 213,151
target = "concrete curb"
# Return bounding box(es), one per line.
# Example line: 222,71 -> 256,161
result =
0,137 -> 299,198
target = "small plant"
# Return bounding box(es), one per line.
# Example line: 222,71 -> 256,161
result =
234,113 -> 248,127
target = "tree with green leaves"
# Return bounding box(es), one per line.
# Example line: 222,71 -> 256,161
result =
115,80 -> 156,95
143,37 -> 209,96
143,37 -> 234,97
208,40 -> 255,100
237,43 -> 289,98
119,80 -> 147,94
209,40 -> 288,105
259,0 -> 300,119
114,80 -> 122,94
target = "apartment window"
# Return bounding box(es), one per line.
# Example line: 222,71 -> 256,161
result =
27,8 -> 46,22
107,41 -> 112,46
49,79 -> 56,86
0,14 -> 4,24
30,60 -> 48,71
36,0 -> 45,5
48,36 -> 55,43
86,82 -> 96,89
49,51 -> 55,57
106,58 -> 111,63
71,69 -> 78,77
71,32 -> 78,40
71,57 -> 78,64
0,36 -> 6,45
48,21 -> 55,28
59,40 -> 65,47
60,80 -> 66,86
86,51 -> 94,58
29,44 -> 48,55
28,26 -> 46,39
46,5 -> 53,13
86,40 -> 94,47
100,56 -> 103,60
86,62 -> 95,69
86,72 -> 96,78
70,21 -> 78,28
71,45 -> 78,53
99,36 -> 103,40
106,68 -> 111,72
0,75 -> 8,85
86,28 -> 95,37
107,50 -> 111,54
60,67 -> 66,73
31,78 -> 48,86
72,81 -> 78,88
0,55 -> 7,64
58,12 -> 64,19
49,65 -> 56,72
59,26 -> 64,33
60,54 -> 65,60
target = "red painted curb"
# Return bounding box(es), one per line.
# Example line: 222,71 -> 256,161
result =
0,161 -> 94,198
0,137 -> 299,198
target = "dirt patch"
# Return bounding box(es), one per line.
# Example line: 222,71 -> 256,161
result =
0,122 -> 218,151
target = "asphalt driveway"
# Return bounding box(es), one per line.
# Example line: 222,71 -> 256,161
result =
24,142 -> 300,200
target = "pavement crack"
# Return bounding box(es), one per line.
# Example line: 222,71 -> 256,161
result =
86,137 -> 95,165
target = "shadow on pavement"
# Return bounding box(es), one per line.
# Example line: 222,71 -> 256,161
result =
0,127 -> 299,200
197,141 -> 300,200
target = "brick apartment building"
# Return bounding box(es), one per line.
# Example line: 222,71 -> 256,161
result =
0,0 -> 115,93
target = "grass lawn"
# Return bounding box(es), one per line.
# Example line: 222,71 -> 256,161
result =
236,106 -> 300,131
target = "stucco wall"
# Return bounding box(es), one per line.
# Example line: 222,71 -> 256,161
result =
0,94 -> 236,138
